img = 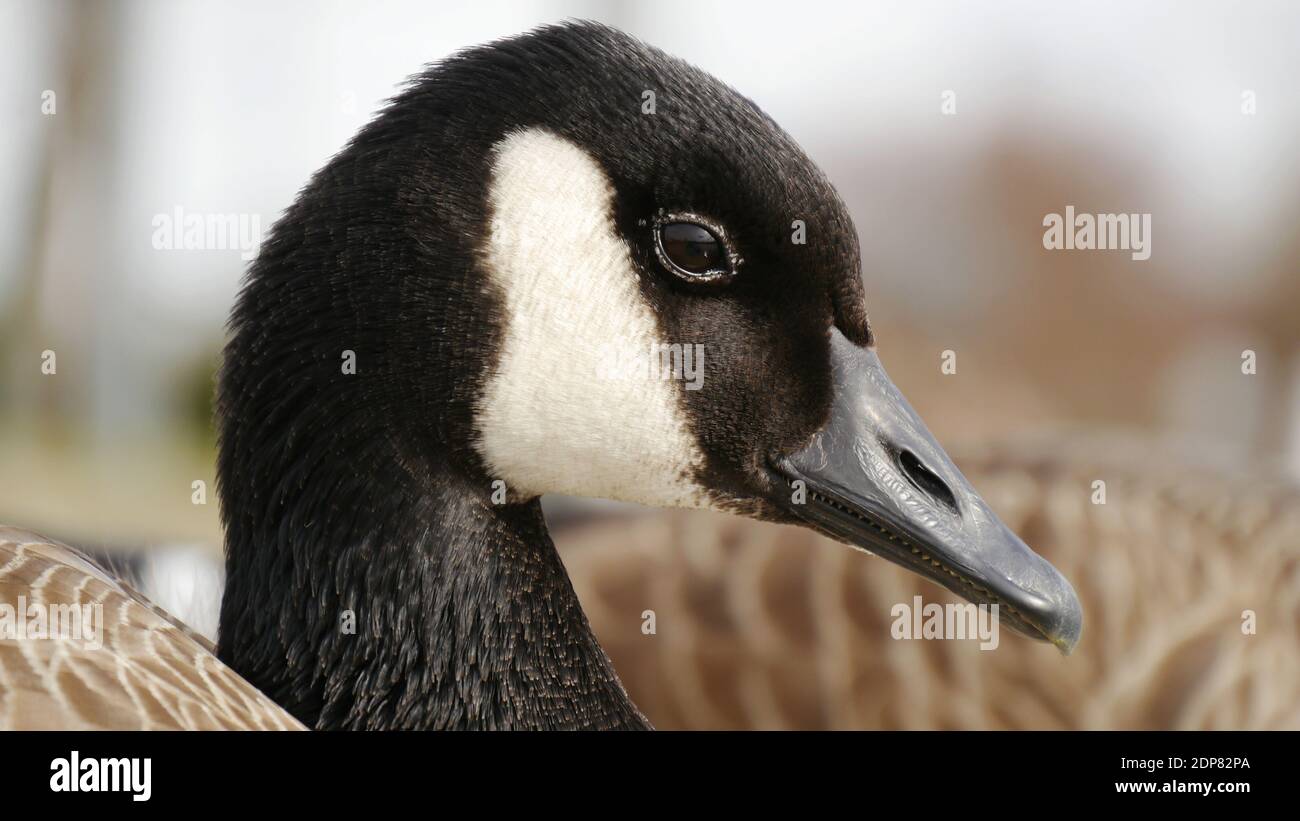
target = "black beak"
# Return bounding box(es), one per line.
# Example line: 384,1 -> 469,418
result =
770,328 -> 1082,653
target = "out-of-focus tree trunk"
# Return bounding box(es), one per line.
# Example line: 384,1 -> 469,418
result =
5,0 -> 123,436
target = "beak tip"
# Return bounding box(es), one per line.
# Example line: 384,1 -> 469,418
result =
1052,622 -> 1081,655
1044,585 -> 1083,655
1002,557 -> 1082,654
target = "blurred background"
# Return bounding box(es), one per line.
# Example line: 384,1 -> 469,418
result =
1,0 -> 1298,728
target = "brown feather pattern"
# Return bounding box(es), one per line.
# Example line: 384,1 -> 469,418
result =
558,438 -> 1300,729
0,527 -> 303,730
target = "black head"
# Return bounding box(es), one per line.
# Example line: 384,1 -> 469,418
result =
218,22 -> 1081,688
454,22 -> 872,519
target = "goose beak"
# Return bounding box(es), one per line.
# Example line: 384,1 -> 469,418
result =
769,328 -> 1082,653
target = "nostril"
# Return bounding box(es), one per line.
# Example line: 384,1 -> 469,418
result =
897,449 -> 959,514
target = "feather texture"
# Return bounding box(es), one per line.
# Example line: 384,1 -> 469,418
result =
559,438 -> 1300,729
0,527 -> 303,730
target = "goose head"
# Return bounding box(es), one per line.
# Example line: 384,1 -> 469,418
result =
217,22 -> 1080,728
464,27 -> 1082,651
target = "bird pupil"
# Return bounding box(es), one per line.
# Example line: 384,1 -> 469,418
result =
661,222 -> 723,274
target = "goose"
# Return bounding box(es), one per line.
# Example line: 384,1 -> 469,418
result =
0,21 -> 1081,731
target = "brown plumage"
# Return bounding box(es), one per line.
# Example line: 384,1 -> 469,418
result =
558,437 -> 1300,729
0,527 -> 302,730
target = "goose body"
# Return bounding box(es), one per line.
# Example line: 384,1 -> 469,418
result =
0,528 -> 301,730
0,23 -> 1080,730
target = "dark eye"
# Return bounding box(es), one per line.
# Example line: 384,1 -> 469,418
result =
657,221 -> 729,278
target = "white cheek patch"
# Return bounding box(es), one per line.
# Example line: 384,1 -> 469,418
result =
473,128 -> 709,509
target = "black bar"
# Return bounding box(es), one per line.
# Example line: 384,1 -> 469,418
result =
5,731 -> 1283,807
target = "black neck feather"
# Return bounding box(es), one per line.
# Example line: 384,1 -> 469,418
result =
216,432 -> 647,729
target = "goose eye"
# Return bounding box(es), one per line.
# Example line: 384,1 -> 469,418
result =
657,221 -> 729,278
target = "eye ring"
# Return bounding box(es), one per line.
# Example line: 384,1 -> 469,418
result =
652,212 -> 741,285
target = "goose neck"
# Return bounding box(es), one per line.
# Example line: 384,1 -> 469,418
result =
218,455 -> 647,730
